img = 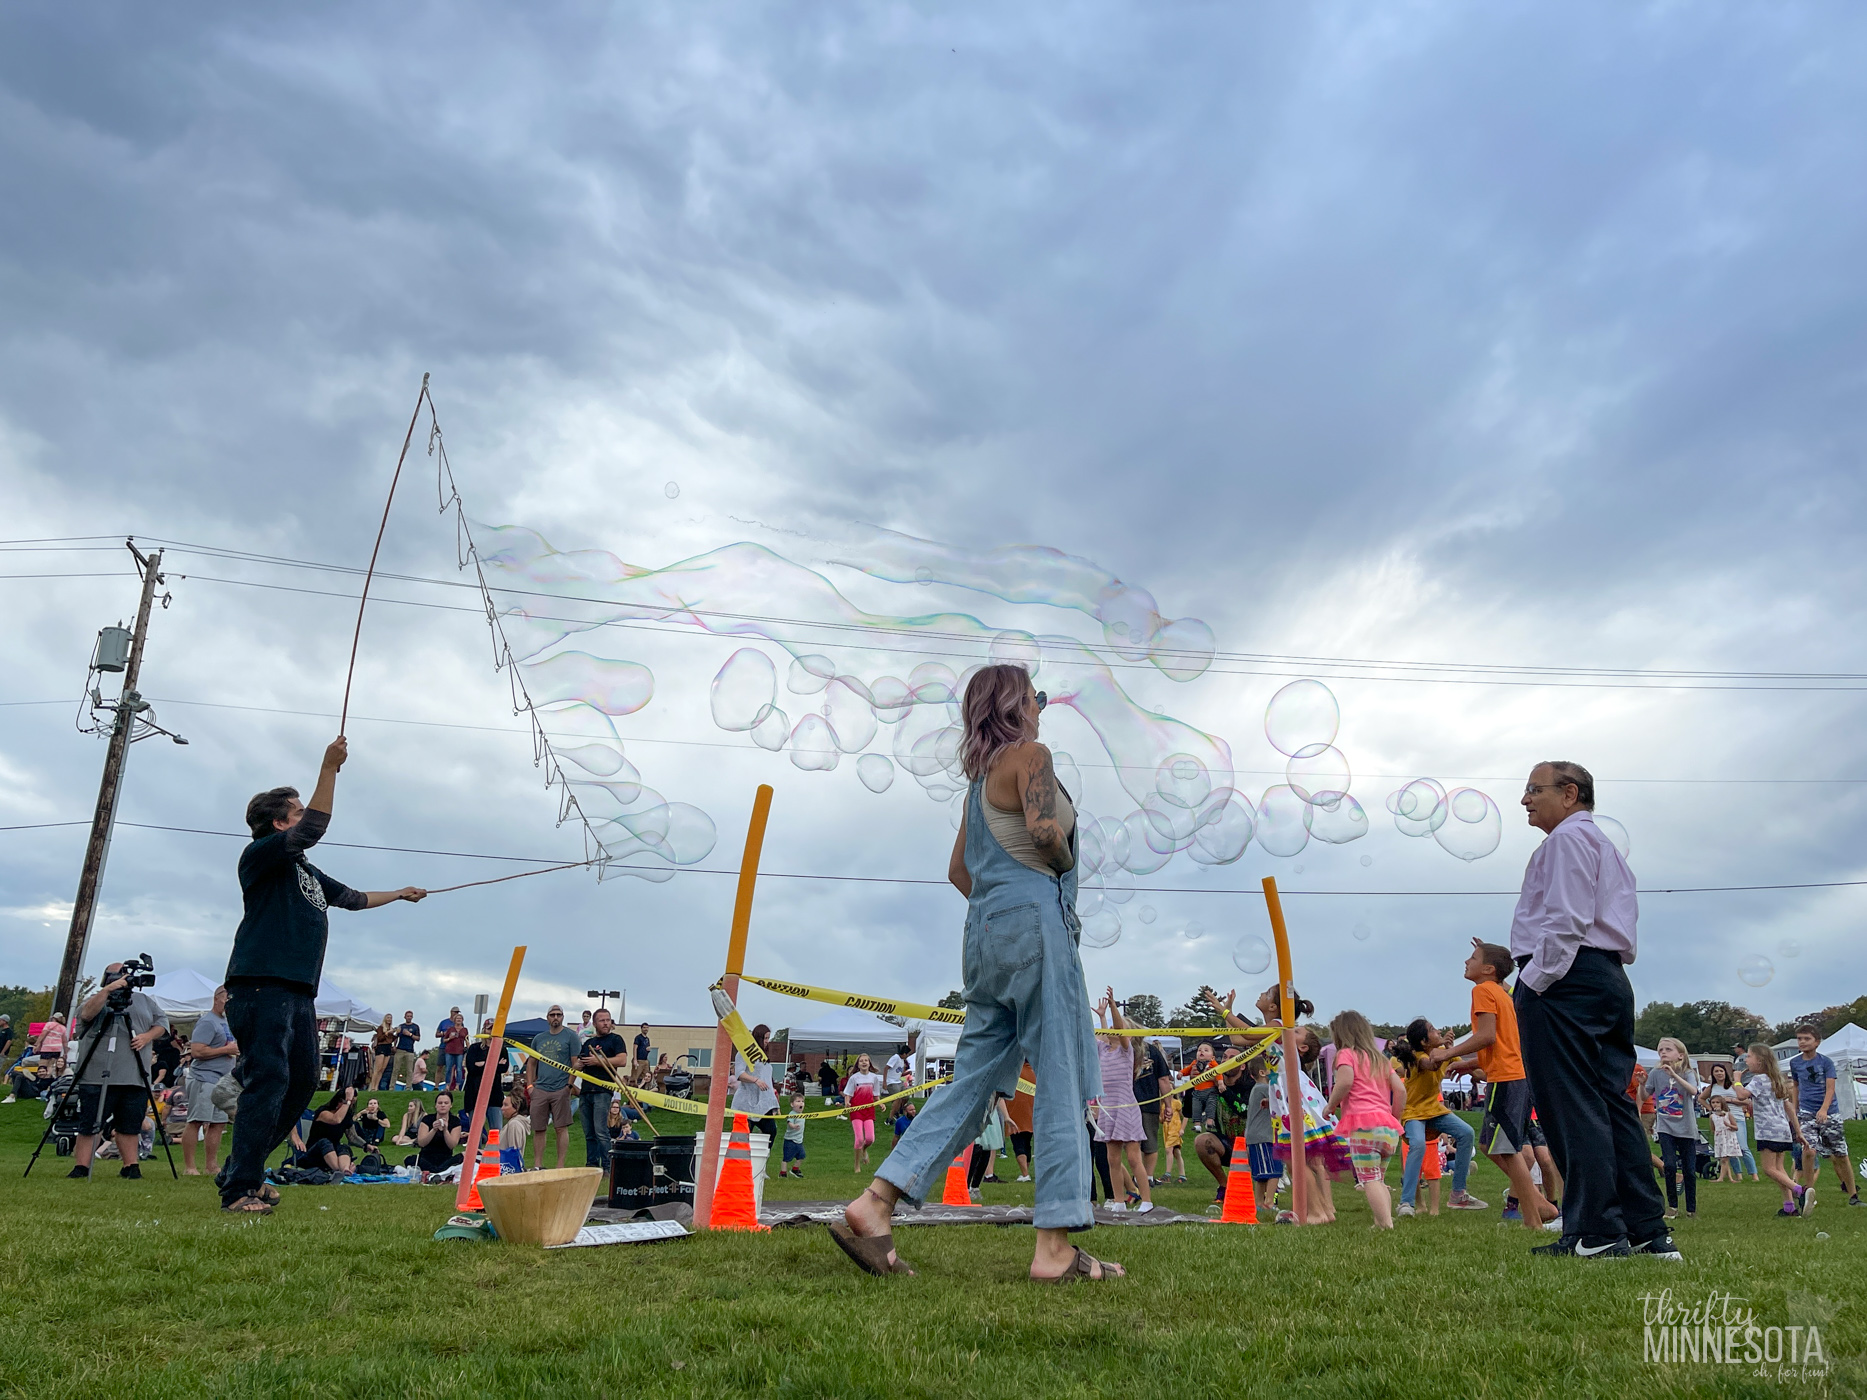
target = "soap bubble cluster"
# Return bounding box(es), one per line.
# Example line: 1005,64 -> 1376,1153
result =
1737,953 -> 1774,988
1383,778 -> 1503,862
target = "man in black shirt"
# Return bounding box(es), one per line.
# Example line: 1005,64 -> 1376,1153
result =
461,1020 -> 507,1130
633,1022 -> 652,1082
218,737 -> 426,1214
574,1009 -> 628,1167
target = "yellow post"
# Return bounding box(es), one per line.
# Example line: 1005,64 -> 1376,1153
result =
456,944 -> 526,1212
1261,877 -> 1307,1226
695,785 -> 774,1229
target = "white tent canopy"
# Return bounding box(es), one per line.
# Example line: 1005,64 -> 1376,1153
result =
315,981 -> 381,1031
148,968 -> 218,1018
781,1007 -> 912,1057
1820,1023 -> 1867,1058
1635,1044 -> 1661,1068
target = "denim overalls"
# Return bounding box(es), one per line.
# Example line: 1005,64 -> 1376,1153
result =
874,776 -> 1100,1229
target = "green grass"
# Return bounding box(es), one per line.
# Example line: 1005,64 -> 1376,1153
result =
0,1095 -> 1860,1398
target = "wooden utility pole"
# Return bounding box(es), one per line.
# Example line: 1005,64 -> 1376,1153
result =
52,542 -> 166,1020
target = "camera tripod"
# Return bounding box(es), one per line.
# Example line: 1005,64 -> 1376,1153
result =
24,1004 -> 180,1180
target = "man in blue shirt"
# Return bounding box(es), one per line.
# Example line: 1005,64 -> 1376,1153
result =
1790,1024 -> 1860,1209
218,736 -> 427,1215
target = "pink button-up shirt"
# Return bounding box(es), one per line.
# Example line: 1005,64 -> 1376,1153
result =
1508,810 -> 1638,994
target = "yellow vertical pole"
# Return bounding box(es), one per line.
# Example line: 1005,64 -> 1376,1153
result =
1261,877 -> 1307,1226
455,944 -> 526,1212
694,785 -> 774,1230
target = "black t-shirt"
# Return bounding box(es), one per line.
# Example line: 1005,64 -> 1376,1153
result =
151,1035 -> 182,1086
226,809 -> 367,992
581,1032 -> 628,1086
395,1022 -> 421,1053
462,1041 -> 505,1111
634,1032 -> 651,1060
417,1113 -> 460,1171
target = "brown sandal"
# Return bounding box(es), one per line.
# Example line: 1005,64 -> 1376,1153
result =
257,1184 -> 281,1204
829,1223 -> 916,1276
1034,1246 -> 1123,1282
221,1193 -> 273,1215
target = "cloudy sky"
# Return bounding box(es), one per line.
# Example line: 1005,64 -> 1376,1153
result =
3,3 -> 1863,1039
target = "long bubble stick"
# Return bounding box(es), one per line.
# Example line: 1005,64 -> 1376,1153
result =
424,861 -> 593,895
694,784 -> 774,1230
455,944 -> 525,1212
1262,875 -> 1307,1226
339,373 -> 430,737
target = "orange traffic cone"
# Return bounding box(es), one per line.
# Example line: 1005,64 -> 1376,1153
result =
941,1149 -> 975,1206
461,1140 -> 502,1212
1218,1137 -> 1257,1223
711,1114 -> 769,1232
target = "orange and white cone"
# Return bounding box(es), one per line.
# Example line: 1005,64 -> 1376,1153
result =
461,1141 -> 502,1212
1219,1136 -> 1257,1223
941,1149 -> 976,1206
711,1113 -> 769,1232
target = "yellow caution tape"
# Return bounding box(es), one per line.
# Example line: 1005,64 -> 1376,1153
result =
738,974 -> 966,1026
710,985 -> 768,1067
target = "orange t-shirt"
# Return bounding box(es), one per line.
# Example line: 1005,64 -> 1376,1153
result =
1471,980 -> 1524,1083
1004,1063 -> 1035,1134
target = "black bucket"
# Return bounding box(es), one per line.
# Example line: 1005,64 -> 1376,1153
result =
650,1134 -> 698,1210
608,1140 -> 656,1209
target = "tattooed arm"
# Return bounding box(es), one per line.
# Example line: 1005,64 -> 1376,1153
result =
1018,742 -> 1075,874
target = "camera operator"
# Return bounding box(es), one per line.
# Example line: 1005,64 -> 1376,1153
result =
218,736 -> 427,1215
68,961 -> 170,1179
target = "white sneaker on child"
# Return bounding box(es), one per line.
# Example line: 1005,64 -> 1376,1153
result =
1396,1203 -> 1416,1218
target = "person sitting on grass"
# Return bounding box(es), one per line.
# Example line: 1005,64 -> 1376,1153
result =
301,1086 -> 358,1176
393,1097 -> 425,1146
1430,939 -> 1560,1232
354,1097 -> 388,1149
498,1090 -> 531,1159
414,1090 -> 464,1178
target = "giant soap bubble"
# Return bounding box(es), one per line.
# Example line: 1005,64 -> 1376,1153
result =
1255,785 -> 1312,857
1232,934 -> 1272,975
1307,794 -> 1368,845
710,648 -> 778,731
1388,779 -> 1448,837
1080,910 -> 1122,949
522,651 -> 654,716
789,714 -> 840,771
857,754 -> 895,793
1266,680 -> 1339,758
1433,788 -> 1502,862
1286,744 -> 1350,806
1737,954 -> 1773,988
1594,815 -> 1631,860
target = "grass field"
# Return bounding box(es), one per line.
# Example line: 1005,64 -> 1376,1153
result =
0,1092 -> 1859,1398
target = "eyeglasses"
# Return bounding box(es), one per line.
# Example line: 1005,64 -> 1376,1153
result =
1522,782 -> 1577,796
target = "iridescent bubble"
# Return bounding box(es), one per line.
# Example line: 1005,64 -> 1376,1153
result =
990,630 -> 1042,673
1154,754 -> 1212,809
710,648 -> 778,731
1777,938 -> 1801,959
1138,905 -> 1158,925
1078,818 -> 1106,875
1594,815 -> 1632,860
1286,745 -> 1350,806
907,662 -> 958,702
568,771 -> 645,811
1352,922 -> 1371,942
788,714 -> 840,771
868,676 -> 914,722
1120,811 -> 1175,873
1433,788 -> 1502,862
1390,779 -> 1448,837
1077,881 -> 1107,919
1737,954 -> 1773,988
1182,920 -> 1205,943
1265,680 -> 1339,758
561,743 -> 628,777
1232,934 -> 1272,975
822,677 -> 879,753
522,651 -> 655,716
1151,616 -> 1217,683
1142,792 -> 1202,843
1359,855 -> 1373,868
787,655 -> 837,695
1097,815 -> 1132,871
664,481 -> 679,499
1080,910 -> 1122,949
1307,794 -> 1368,845
751,705 -> 789,752
542,702 -> 627,776
857,754 -> 895,793
1102,868 -> 1135,905
1053,751 -> 1084,802
1189,791 -> 1255,865
1098,583 -> 1160,661
1255,785 -> 1312,857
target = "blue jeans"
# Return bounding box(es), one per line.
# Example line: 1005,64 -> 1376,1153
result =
442,1052 -> 465,1090
579,1089 -> 613,1167
1735,1142 -> 1756,1175
874,779 -> 1100,1231
1400,1113 -> 1474,1206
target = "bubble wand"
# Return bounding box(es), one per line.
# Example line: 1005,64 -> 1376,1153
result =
339,372 -> 430,737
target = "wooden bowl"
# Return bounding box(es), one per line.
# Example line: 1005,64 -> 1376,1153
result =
476,1167 -> 603,1247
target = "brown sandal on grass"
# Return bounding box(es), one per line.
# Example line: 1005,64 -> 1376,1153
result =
222,1193 -> 273,1215
1034,1246 -> 1124,1282
257,1184 -> 281,1204
829,1223 -> 916,1276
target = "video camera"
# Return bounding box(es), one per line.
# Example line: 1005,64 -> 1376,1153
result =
106,952 -> 156,1010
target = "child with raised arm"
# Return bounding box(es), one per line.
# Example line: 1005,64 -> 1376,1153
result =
1431,939 -> 1559,1232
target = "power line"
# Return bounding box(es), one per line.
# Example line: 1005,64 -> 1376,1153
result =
4,816 -> 1863,896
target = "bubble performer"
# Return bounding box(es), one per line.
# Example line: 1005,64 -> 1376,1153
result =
217,737 -> 427,1215
830,663 -> 1116,1281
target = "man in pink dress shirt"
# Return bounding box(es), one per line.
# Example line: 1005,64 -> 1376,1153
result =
1511,761 -> 1674,1261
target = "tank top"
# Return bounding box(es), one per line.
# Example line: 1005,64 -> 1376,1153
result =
983,789 -> 1076,874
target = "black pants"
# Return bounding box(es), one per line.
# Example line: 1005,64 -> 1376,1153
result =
968,1142 -> 992,1188
219,982 -> 319,1205
1087,1122 -> 1113,1202
1659,1136 -> 1699,1213
1515,948 -> 1665,1244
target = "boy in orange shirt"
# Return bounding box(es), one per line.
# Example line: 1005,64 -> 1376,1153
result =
1433,939 -> 1560,1231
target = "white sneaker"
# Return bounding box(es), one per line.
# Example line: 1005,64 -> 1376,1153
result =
1542,1215 -> 1564,1233
1107,1201 -> 1127,1213
1396,1203 -> 1416,1218
1133,1201 -> 1154,1214
1017,1174 -> 1031,1182
1448,1192 -> 1489,1211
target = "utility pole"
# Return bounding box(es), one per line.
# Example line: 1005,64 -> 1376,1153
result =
52,542 -> 174,1020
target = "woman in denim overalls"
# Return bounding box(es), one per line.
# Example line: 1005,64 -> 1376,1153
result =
832,665 -> 1118,1281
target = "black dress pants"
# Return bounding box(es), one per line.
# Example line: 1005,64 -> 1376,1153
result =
1514,948 -> 1665,1243
218,982 -> 320,1205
